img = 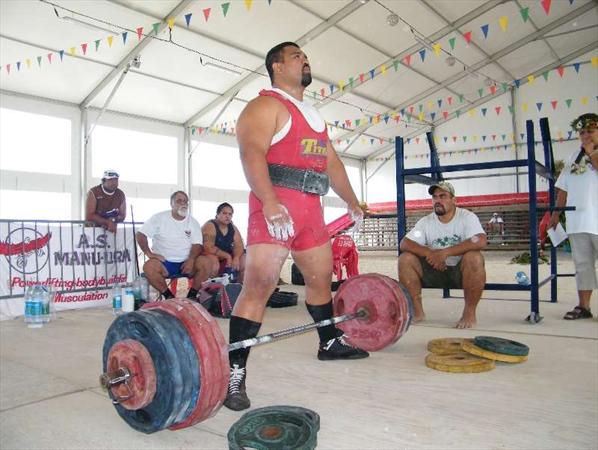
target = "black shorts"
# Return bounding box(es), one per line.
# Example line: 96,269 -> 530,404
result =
419,257 -> 463,289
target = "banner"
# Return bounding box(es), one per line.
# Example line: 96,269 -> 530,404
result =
0,223 -> 136,319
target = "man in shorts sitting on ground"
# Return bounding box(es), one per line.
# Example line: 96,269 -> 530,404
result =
398,181 -> 487,329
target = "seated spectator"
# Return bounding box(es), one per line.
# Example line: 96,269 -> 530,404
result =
398,181 -> 487,329
487,212 -> 505,236
202,202 -> 246,283
136,191 -> 212,299
85,170 -> 126,233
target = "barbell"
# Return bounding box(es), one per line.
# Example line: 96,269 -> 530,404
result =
99,273 -> 413,434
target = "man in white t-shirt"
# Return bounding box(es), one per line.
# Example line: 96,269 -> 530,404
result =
398,181 -> 487,328
550,113 -> 598,320
487,212 -> 505,235
136,191 -> 212,300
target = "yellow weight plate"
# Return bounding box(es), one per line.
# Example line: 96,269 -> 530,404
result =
425,352 -> 495,373
427,338 -> 466,355
461,339 -> 528,363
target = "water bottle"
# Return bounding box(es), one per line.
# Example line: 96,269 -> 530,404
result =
112,285 -> 123,315
139,275 -> 150,302
123,283 -> 135,313
132,277 -> 143,302
223,267 -> 238,283
41,286 -> 51,324
516,271 -> 530,286
25,285 -> 43,328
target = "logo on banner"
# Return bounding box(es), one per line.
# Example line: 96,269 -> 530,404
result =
0,227 -> 51,274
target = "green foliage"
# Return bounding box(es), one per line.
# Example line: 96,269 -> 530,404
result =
510,252 -> 550,265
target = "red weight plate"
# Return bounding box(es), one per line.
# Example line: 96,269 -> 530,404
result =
185,300 -> 229,416
107,339 -> 157,411
333,274 -> 405,351
378,276 -> 412,340
143,300 -> 227,429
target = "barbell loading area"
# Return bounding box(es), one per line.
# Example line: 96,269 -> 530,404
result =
99,274 -> 413,434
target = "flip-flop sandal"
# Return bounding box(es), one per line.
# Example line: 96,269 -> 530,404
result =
563,306 -> 593,320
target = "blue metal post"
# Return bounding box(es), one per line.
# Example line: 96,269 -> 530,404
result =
526,120 -> 541,322
395,137 -> 406,258
539,117 -> 558,303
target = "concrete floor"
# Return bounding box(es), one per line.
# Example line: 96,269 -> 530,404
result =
1,251 -> 597,449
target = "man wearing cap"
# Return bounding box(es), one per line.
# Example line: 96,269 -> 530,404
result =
549,112 -> 598,320
487,212 -> 505,239
398,181 -> 487,329
85,170 -> 126,233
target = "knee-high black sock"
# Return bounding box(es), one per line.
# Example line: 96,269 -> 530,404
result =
228,315 -> 262,369
306,300 -> 337,344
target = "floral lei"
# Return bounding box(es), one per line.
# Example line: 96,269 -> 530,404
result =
570,154 -> 592,175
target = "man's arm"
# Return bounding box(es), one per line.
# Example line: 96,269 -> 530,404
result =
201,222 -> 232,262
400,237 -> 432,258
549,188 -> 568,229
136,231 -> 163,261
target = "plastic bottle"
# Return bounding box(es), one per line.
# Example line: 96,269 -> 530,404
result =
132,277 -> 143,302
112,285 -> 123,315
25,285 -> 43,328
516,271 -> 530,286
139,275 -> 150,302
122,283 -> 135,313
41,285 -> 51,324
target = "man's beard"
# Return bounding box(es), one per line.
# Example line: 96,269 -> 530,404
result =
177,207 -> 188,218
434,204 -> 446,216
301,72 -> 312,87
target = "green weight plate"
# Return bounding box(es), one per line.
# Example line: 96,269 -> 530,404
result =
228,405 -> 318,450
473,336 -> 529,357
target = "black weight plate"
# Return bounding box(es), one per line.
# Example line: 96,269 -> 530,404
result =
102,310 -> 196,433
228,406 -> 318,450
267,290 -> 298,308
473,336 -> 530,357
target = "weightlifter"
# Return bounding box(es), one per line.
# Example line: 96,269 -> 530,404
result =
225,42 -> 368,411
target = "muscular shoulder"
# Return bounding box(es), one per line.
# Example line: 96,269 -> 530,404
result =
201,220 -> 217,234
238,96 -> 288,135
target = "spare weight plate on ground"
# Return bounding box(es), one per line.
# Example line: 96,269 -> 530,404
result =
462,339 -> 528,364
268,290 -> 298,308
427,338 -> 467,355
425,352 -> 495,373
102,310 -> 187,433
473,336 -> 529,357
333,273 -> 411,351
228,405 -> 319,450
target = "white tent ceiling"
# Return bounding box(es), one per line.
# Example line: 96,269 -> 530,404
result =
1,0 -> 597,160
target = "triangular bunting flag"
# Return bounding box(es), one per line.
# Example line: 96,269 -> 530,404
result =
369,69 -> 376,79
482,135 -> 487,142
508,105 -> 514,114
527,75 -> 535,84
495,106 -> 501,115
16,61 -> 21,71
536,102 -> 543,111
384,115 -> 390,124
458,94 -> 464,103
418,104 -> 423,112
167,18 -> 175,29
541,0 -> 551,15
81,43 -> 88,55
432,43 -> 441,56
136,27 -> 144,41
463,136 -> 467,142
339,80 -> 345,91
490,85 -> 497,94
481,24 -> 489,39
478,88 -> 483,98
69,47 -> 76,56
184,13 -> 192,27
419,49 -> 426,62
437,99 -> 442,108
418,112 -> 425,121
520,133 -> 524,140
404,54 -> 411,66
122,32 -> 128,44
107,36 -> 114,47
94,39 -> 101,51
481,108 -> 487,116
581,96 -> 589,105
520,7 -> 530,23
203,8 -> 211,21
499,16 -> 508,32
444,136 -> 448,143
37,56 -> 42,67
550,100 -> 557,110
5,64 -> 10,74
542,71 -> 549,81
416,137 -> 420,144
522,103 -> 528,112
514,79 -> 521,88
59,50 -> 64,61
329,84 -> 334,94
349,77 -> 354,87
449,37 -> 456,50
452,136 -> 458,142
47,53 -> 52,63
502,82 -> 509,92
447,96 -> 452,105
557,66 -> 565,77
592,57 -> 598,67
492,135 -> 497,141
566,99 -> 572,108
152,23 -> 160,34
244,0 -> 253,11
430,112 -> 436,120
393,60 -> 399,71
456,110 -> 461,117
443,111 -> 448,119
567,131 -> 573,139
573,62 -> 581,73
463,31 -> 472,44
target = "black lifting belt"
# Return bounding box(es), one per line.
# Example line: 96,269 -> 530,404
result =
268,164 -> 330,196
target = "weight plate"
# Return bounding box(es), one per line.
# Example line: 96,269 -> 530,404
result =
102,310 -> 187,433
333,274 -> 411,351
462,339 -> 528,363
427,338 -> 466,355
473,336 -> 530,357
425,352 -> 495,373
106,339 -> 157,410
228,405 -> 319,450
